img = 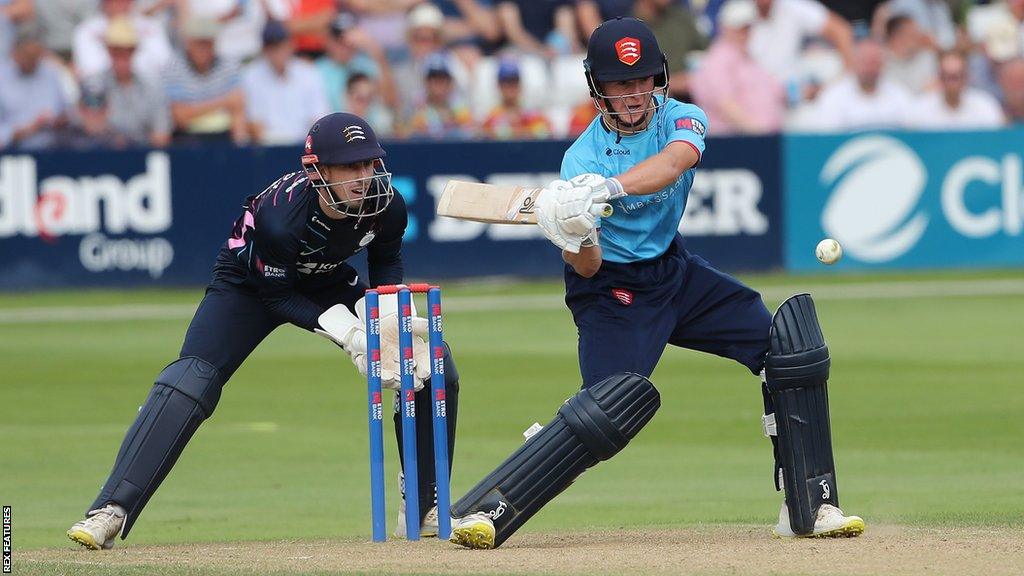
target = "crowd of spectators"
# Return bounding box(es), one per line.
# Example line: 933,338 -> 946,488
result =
1,0 -> 1023,150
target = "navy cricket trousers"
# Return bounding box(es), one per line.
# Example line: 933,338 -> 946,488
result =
565,235 -> 772,388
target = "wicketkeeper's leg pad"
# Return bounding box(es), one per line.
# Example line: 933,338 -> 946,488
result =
90,356 -> 224,538
764,294 -> 840,536
450,372 -> 660,548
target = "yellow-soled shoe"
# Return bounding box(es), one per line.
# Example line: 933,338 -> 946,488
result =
449,512 -> 495,549
67,504 -> 124,550
774,502 -> 865,539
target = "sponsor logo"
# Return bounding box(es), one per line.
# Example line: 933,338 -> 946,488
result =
815,135 -> 1024,265
0,152 -> 174,278
605,147 -> 631,156
487,500 -> 508,520
258,260 -> 286,278
297,261 -> 340,275
675,117 -> 705,136
615,37 -> 641,66
304,135 -> 313,154
820,136 -> 928,262
820,479 -> 831,500
359,231 -> 375,246
343,125 -> 367,142
611,288 -> 633,305
311,214 -> 331,231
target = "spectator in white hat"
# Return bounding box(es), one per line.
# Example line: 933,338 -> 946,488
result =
691,0 -> 785,135
73,0 -> 172,80
78,16 -> 172,147
392,3 -> 469,112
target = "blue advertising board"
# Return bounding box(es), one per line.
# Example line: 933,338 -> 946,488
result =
0,137 -> 783,289
784,130 -> 1024,271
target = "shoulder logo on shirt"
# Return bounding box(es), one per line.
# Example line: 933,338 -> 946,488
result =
675,117 -> 706,136
344,125 -> 367,142
611,288 -> 634,306
305,135 -> 313,154
358,231 -> 376,247
615,37 -> 641,66
605,147 -> 631,156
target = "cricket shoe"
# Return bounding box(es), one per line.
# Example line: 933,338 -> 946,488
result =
449,512 -> 495,549
67,503 -> 125,550
774,501 -> 865,538
394,499 -> 440,538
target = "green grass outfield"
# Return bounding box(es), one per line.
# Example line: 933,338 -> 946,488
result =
2,269 -> 1022,567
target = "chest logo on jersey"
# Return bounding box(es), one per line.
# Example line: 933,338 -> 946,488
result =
605,147 -> 631,156
298,261 -> 341,275
358,231 -> 376,247
311,215 -> 331,231
675,117 -> 705,137
615,37 -> 641,66
611,288 -> 634,306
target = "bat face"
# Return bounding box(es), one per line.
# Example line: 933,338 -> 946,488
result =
436,180 -> 615,224
437,181 -> 544,224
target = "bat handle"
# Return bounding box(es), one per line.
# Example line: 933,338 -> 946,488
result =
590,203 -> 614,218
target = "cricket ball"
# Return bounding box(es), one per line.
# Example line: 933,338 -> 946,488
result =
815,238 -> 843,265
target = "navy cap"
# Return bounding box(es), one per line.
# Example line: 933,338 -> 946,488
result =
585,17 -> 665,82
424,53 -> 452,78
303,112 -> 386,166
262,19 -> 289,46
497,58 -> 520,82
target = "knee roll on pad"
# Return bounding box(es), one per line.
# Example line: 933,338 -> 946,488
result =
451,372 -> 659,548
90,356 -> 223,538
764,294 -> 840,535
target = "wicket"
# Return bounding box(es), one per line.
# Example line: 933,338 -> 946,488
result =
364,283 -> 451,542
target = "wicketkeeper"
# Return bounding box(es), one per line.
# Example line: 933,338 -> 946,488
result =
68,112 -> 459,549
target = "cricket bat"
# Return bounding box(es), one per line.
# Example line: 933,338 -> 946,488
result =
436,180 -> 614,225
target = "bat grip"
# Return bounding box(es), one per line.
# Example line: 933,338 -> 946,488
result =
589,203 -> 614,218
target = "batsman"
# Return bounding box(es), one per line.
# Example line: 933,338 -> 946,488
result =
448,17 -> 865,548
68,112 -> 459,549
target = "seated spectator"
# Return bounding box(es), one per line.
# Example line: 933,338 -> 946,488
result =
393,4 -> 469,112
481,59 -> 551,139
241,20 -> 329,145
346,72 -> 394,137
0,25 -> 70,150
635,0 -> 707,99
967,0 -> 1023,61
77,17 -> 171,148
35,0 -> 98,63
691,0 -> 784,135
176,0 -> 292,62
750,0 -> 855,85
998,57 -> 1024,124
566,99 -> 598,136
497,0 -> 580,57
0,0 -> 33,60
884,15 -> 937,93
885,0 -> 957,50
288,0 -> 336,59
401,54 -> 474,139
317,13 -> 396,113
906,51 -> 1005,129
73,0 -> 172,80
809,38 -> 911,131
164,18 -> 248,143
